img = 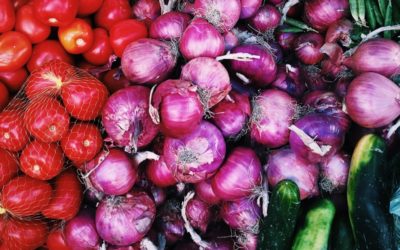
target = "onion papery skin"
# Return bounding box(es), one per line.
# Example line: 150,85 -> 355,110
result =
294,33 -> 324,65
181,57 -> 231,108
195,179 -> 221,205
345,72 -> 400,128
95,191 -> 156,246
186,196 -> 212,233
156,200 -> 186,244
320,152 -> 349,193
223,31 -> 239,51
179,18 -> 225,60
220,198 -> 261,233
249,5 -> 281,32
150,12 -> 191,40
238,232 -> 258,250
211,91 -> 251,138
271,65 -> 306,98
121,38 -> 177,85
289,113 -> 346,163
250,89 -> 297,148
325,19 -> 353,46
146,155 -> 177,187
301,65 -> 331,91
211,147 -> 262,201
240,0 -> 262,19
304,0 -> 349,31
85,149 -> 138,196
343,39 -> 400,77
193,0 -> 241,31
65,208 -> 101,250
132,0 -> 161,21
277,30 -> 298,51
152,79 -> 203,138
266,148 -> 319,200
102,86 -> 159,152
163,121 -> 226,183
230,44 -> 277,87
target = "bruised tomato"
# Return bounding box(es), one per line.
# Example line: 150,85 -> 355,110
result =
0,31 -> 32,72
83,28 -> 113,65
1,175 -> 52,216
77,0 -> 103,16
0,110 -> 29,152
58,18 -> 94,54
0,149 -> 18,188
46,228 -> 70,250
15,4 -> 51,44
24,97 -> 70,143
0,67 -> 28,93
42,170 -> 83,220
33,0 -> 78,27
94,0 -> 132,30
2,218 -> 48,250
20,140 -> 64,180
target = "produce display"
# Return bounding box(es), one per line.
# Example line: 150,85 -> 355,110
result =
0,0 -> 399,249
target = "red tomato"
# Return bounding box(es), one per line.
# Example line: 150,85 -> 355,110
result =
0,31 -> 32,72
61,77 -> 109,121
0,149 -> 18,188
78,0 -> 103,16
0,82 -> 9,111
2,218 -> 48,250
0,67 -> 28,93
58,18 -> 94,54
83,28 -> 113,65
13,0 -> 30,10
42,169 -> 83,220
110,19 -> 148,57
0,110 -> 29,152
61,123 -> 102,165
1,175 -> 52,216
27,40 -> 74,73
94,0 -> 132,30
33,0 -> 78,27
20,140 -> 64,180
15,4 -> 51,44
0,0 -> 15,33
103,68 -> 131,93
24,97 -> 70,142
46,228 -> 70,250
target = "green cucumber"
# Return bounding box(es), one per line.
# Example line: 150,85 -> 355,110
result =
291,199 -> 335,250
257,180 -> 301,250
347,134 -> 395,249
330,214 -> 355,250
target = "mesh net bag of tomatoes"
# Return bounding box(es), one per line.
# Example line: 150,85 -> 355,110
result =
0,59 -> 109,250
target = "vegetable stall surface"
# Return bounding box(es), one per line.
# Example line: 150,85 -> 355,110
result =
0,0 -> 399,249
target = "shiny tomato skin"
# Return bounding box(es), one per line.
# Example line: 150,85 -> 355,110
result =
2,218 -> 48,250
15,4 -> 51,44
110,19 -> 148,57
58,18 -> 94,54
27,40 -> 74,72
0,67 -> 28,93
1,175 -> 52,216
0,148 -> 18,188
46,228 -> 70,250
103,68 -> 131,93
83,28 -> 113,65
94,0 -> 132,30
78,0 -> 103,16
0,110 -> 29,152
42,169 -> 83,220
61,123 -> 102,164
0,31 -> 32,72
0,82 -> 9,111
20,140 -> 64,180
0,0 -> 15,33
24,97 -> 70,143
33,0 -> 78,27
13,0 -> 30,10
61,78 -> 109,121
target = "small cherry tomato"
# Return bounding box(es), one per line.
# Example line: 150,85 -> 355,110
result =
0,110 -> 29,152
27,40 -> 74,72
58,18 -> 94,54
0,82 -> 9,111
0,67 -> 28,93
94,0 -> 131,30
0,31 -> 32,72
2,218 -> 48,250
33,0 -> 78,26
83,28 -> 113,65
78,0 -> 103,16
0,148 -> 18,189
0,0 -> 15,33
110,19 -> 148,57
15,4 -> 51,44
46,228 -> 70,250
20,140 -> 64,180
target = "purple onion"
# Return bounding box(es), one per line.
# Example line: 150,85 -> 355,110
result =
302,91 -> 341,109
186,196 -> 212,233
95,191 -> 156,246
271,65 -> 306,98
121,38 -> 177,84
102,86 -> 159,153
250,89 -> 297,148
157,200 -> 185,244
249,5 -> 281,32
266,148 -> 319,200
294,32 -> 324,65
335,77 -> 351,98
301,65 -> 331,91
320,152 -> 350,193
211,91 -> 251,138
220,198 -> 261,232
304,0 -> 349,31
149,185 -> 167,206
132,0 -> 161,21
325,19 -> 353,47
181,57 -> 231,108
195,179 -> 222,205
237,232 -> 258,250
179,18 -> 225,60
149,11 -> 191,40
230,44 -> 277,87
146,155 -> 177,187
163,120 -> 226,183
223,31 -> 239,51
240,0 -> 262,19
277,30 -> 298,51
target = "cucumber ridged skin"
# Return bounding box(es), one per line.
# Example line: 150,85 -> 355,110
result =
330,215 -> 355,250
291,199 -> 335,250
258,180 -> 301,250
347,134 -> 395,250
